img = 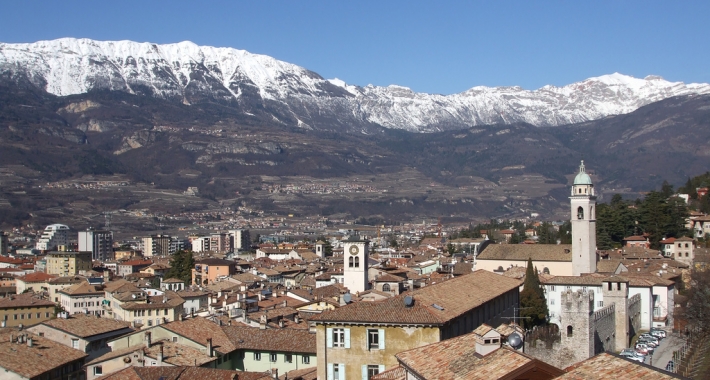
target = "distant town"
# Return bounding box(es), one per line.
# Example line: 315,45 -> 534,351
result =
0,162 -> 707,380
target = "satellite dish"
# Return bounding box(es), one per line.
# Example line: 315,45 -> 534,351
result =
404,295 -> 414,307
343,293 -> 352,303
507,332 -> 523,349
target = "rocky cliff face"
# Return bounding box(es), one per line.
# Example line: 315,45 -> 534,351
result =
2,38 -> 710,132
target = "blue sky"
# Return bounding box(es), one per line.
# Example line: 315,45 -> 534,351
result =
1,1 -> 708,94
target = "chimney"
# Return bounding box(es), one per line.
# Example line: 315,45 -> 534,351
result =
144,331 -> 152,348
27,337 -> 33,348
207,338 -> 213,357
157,344 -> 164,365
278,319 -> 284,328
294,315 -> 300,324
271,368 -> 278,379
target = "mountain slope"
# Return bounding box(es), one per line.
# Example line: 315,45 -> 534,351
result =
2,38 -> 710,132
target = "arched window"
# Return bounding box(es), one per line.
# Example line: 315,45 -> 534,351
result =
348,257 -> 354,268
584,188 -> 587,194
567,326 -> 573,337
543,267 -> 550,274
382,283 -> 391,292
354,256 -> 360,268
578,188 -> 582,194
577,206 -> 584,220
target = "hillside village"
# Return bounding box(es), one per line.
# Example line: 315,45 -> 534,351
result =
0,162 -> 708,379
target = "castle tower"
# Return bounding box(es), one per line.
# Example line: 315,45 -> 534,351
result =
602,276 -> 630,350
343,236 -> 369,293
570,161 -> 597,275
559,289 -> 595,362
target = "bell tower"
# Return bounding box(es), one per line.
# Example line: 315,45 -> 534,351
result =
343,236 -> 369,293
570,161 -> 597,275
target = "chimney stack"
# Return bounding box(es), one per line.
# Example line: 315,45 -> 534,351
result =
207,338 -> 213,357
27,337 -> 33,348
145,331 -> 152,348
157,344 -> 163,365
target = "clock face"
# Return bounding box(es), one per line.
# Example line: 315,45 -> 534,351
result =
349,245 -> 359,255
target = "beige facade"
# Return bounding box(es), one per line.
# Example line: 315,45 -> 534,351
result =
476,259 -> 573,276
316,324 -> 439,380
46,251 -> 92,276
0,294 -> 56,327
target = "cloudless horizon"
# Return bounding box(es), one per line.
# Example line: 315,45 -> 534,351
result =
1,1 -> 709,95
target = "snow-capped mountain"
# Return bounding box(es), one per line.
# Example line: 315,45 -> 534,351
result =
2,38 -> 710,132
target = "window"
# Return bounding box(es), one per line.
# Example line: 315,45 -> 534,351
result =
577,206 -> 584,220
327,328 -> 350,348
598,301 -> 603,307
254,352 -> 261,361
354,256 -> 360,268
172,336 -> 178,343
328,363 -> 344,380
368,329 -> 379,350
382,283 -> 391,292
270,353 -> 277,362
302,356 -> 310,364
550,299 -> 555,305
567,326 -> 573,337
45,312 -> 50,318
71,339 -> 79,349
20,314 -> 24,320
686,243 -> 689,248
366,365 -> 381,379
94,366 -> 103,376
686,252 -> 689,257
148,319 -> 153,327
550,286 -> 556,291
348,257 -> 354,268
36,313 -> 40,318
285,354 -> 292,363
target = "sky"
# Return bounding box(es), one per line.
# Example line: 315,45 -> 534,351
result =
1,1 -> 709,95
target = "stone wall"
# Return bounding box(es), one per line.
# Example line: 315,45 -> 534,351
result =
628,293 -> 642,340
592,303 -> 616,353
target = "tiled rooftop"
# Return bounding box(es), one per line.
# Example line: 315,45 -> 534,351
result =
559,352 -> 683,379
99,366 -> 270,380
0,293 -> 56,309
37,314 -> 133,338
395,332 -> 563,380
370,366 -> 405,380
161,317 -> 235,354
312,270 -> 521,324
221,325 -> 316,353
477,244 -> 573,262
0,330 -> 87,378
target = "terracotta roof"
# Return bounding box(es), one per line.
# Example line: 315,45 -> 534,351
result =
623,236 -> 647,241
0,330 -> 87,378
596,260 -> 624,273
659,237 -> 676,244
559,352 -> 683,379
312,284 -> 346,299
280,367 -> 317,380
221,325 -> 316,353
0,293 -> 56,309
59,281 -> 103,296
477,244 -> 573,262
542,273 -> 674,287
37,314 -> 133,338
144,340 -> 216,366
312,270 -> 521,325
374,273 -> 405,283
49,276 -> 87,284
231,273 -> 265,283
99,366 -> 268,380
196,258 -> 235,266
161,317 -> 235,354
17,272 -> 57,282
162,278 -> 183,283
395,332 -> 563,380
370,367 -> 406,380
120,260 -> 153,267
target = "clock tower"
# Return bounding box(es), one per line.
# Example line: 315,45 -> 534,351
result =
343,236 -> 369,293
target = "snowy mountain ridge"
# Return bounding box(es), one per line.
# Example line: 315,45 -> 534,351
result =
2,38 -> 710,132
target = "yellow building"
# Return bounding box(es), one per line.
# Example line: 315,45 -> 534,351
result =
312,270 -> 522,380
45,251 -> 92,276
475,244 -> 574,276
0,293 -> 56,327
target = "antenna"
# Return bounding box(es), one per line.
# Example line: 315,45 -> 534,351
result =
104,211 -> 112,230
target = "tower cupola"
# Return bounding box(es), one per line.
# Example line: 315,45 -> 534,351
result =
571,161 -> 594,197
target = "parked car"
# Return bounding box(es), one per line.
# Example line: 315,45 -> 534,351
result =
628,355 -> 644,363
635,347 -> 650,356
639,335 -> 660,345
620,349 -> 645,362
638,339 -> 659,348
635,343 -> 654,353
650,329 -> 667,338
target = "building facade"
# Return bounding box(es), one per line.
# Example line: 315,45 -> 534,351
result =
570,161 -> 597,276
45,251 -> 92,276
36,224 -> 70,251
79,229 -> 114,262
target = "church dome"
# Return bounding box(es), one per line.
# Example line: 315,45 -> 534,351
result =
573,161 -> 593,185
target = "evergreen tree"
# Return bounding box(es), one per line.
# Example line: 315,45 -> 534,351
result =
164,250 -> 195,285
536,222 -> 556,244
520,258 -> 548,328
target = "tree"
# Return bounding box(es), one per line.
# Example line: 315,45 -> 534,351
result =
316,236 -> 333,256
389,239 -> 398,248
164,250 -> 195,285
676,267 -> 710,336
520,258 -> 549,328
536,222 -> 556,244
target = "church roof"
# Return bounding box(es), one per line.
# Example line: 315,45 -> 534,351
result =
573,161 -> 593,185
477,244 -> 573,262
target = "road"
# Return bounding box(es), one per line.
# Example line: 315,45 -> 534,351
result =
650,330 -> 686,370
